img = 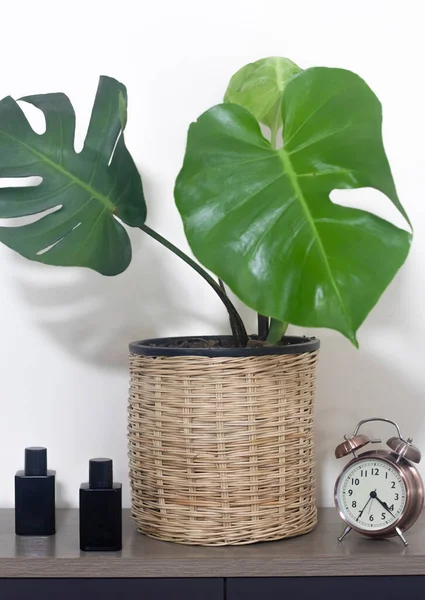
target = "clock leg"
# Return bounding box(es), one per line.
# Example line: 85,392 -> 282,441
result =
337,525 -> 352,542
395,527 -> 408,547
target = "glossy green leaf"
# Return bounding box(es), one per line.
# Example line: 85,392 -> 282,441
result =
0,77 -> 146,275
176,67 -> 411,344
224,56 -> 301,133
118,91 -> 127,129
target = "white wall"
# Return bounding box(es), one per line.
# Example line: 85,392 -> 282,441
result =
1,0 -> 424,509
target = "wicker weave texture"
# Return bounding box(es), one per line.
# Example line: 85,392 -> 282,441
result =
128,350 -> 319,545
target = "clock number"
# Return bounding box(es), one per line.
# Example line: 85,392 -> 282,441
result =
361,469 -> 368,477
385,472 -> 388,479
391,481 -> 396,489
348,489 -> 353,496
352,501 -> 357,508
351,478 -> 360,486
369,515 -> 374,522
394,493 -> 399,500
389,504 -> 394,511
372,468 -> 379,476
381,512 -> 386,520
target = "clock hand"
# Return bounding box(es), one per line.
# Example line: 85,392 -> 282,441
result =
374,495 -> 397,519
368,489 -> 377,514
356,492 -> 375,522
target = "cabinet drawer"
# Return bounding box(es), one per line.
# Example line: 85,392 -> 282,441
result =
0,578 -> 224,600
227,576 -> 425,599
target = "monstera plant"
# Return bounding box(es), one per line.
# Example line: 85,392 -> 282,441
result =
0,57 -> 411,347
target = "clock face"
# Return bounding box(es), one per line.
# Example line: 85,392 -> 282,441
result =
336,457 -> 407,531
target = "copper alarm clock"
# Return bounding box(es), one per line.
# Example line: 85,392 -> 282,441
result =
334,417 -> 424,546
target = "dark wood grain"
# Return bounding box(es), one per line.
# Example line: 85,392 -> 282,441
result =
0,508 -> 424,578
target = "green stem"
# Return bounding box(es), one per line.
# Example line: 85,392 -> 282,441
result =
265,123 -> 289,345
140,224 -> 249,347
267,318 -> 288,344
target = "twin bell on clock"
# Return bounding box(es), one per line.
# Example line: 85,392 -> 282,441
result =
334,417 -> 424,546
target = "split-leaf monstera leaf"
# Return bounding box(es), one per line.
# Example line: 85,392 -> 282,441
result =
0,76 -> 146,275
175,61 -> 412,344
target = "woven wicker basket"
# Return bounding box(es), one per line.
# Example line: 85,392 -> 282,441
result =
128,335 -> 320,546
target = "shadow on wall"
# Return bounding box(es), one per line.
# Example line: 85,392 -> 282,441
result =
3,166 -> 255,370
6,225 -> 232,371
314,268 -> 425,505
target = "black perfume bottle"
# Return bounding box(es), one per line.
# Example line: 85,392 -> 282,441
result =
15,447 -> 56,536
79,458 -> 122,551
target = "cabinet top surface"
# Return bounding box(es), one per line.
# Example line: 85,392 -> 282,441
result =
0,508 -> 424,578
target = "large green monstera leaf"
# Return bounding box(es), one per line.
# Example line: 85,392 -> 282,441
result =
0,77 -> 145,275
175,67 -> 411,344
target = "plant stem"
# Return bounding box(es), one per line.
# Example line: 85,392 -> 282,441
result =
267,318 -> 288,344
265,123 -> 290,344
140,224 -> 249,347
218,278 -> 239,341
257,314 -> 269,339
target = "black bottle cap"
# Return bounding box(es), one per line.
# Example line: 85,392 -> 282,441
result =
89,458 -> 113,489
25,447 -> 48,476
